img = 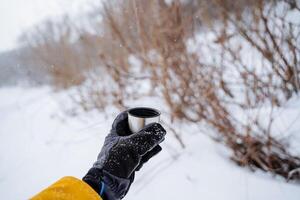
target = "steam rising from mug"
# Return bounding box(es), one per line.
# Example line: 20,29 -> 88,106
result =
128,107 -> 161,133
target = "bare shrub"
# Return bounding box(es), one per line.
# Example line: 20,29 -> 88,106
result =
20,17 -> 94,89
20,0 -> 300,180
208,0 -> 300,179
97,0 -> 300,180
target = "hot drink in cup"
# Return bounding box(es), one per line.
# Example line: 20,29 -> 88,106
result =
128,107 -> 161,133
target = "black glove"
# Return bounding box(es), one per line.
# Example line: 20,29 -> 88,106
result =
83,111 -> 166,200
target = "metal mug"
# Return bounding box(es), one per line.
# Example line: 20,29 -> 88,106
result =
128,107 -> 161,133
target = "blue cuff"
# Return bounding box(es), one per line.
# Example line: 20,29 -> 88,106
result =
100,181 -> 105,196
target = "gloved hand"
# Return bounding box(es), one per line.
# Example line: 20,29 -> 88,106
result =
83,111 -> 166,200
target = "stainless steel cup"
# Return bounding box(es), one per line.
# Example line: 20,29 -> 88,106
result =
128,107 -> 161,133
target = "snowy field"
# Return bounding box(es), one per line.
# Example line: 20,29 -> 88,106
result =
0,86 -> 300,200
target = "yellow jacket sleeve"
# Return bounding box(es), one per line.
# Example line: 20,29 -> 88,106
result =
31,176 -> 102,200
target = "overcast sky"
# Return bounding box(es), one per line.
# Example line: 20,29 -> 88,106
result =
0,0 -> 92,52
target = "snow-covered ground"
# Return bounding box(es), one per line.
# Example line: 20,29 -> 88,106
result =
0,86 -> 300,200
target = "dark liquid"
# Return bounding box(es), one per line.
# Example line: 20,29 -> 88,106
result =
128,107 -> 160,118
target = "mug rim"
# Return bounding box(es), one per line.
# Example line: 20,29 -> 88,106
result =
128,107 -> 161,118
